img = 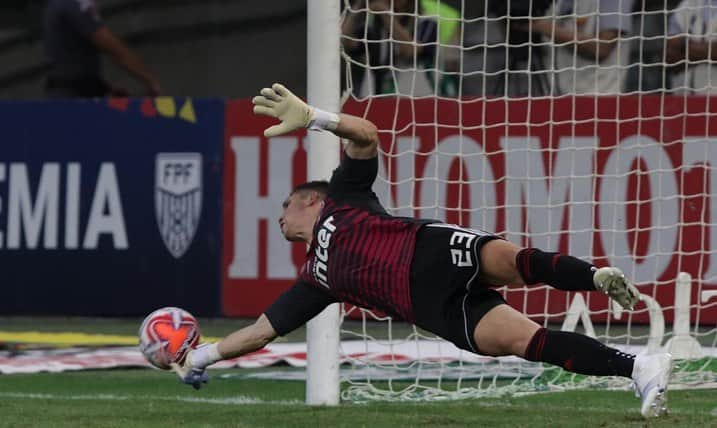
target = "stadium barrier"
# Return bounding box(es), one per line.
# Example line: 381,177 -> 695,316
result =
0,98 -> 224,316
1,96 -> 715,334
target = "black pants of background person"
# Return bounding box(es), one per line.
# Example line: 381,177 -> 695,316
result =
44,75 -> 111,98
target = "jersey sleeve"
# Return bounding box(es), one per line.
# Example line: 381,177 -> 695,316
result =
328,152 -> 379,198
63,0 -> 104,36
263,280 -> 337,336
667,3 -> 688,36
596,0 -> 633,34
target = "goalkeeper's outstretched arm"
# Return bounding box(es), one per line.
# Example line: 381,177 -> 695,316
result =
180,314 -> 277,370
217,314 -> 278,359
171,315 -> 278,389
170,315 -> 276,389
252,83 -> 379,159
172,279 -> 335,389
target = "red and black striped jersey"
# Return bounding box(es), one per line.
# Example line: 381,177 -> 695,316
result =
264,154 -> 433,336
298,194 -> 427,322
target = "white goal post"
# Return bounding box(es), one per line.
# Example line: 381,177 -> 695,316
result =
306,0 -> 342,406
306,0 -> 717,403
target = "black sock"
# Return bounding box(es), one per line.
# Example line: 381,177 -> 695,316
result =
524,328 -> 635,378
516,248 -> 596,291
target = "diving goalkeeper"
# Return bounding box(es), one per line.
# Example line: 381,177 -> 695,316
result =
172,83 -> 673,418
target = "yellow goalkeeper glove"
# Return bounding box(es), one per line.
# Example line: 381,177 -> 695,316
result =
252,83 -> 313,137
170,358 -> 208,390
170,342 -> 221,390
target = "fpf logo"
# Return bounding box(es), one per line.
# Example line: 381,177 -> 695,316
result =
155,153 -> 202,258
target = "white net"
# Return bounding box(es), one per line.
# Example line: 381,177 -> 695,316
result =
337,0 -> 717,401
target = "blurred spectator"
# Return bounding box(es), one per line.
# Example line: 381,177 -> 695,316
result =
43,0 -> 162,98
666,0 -> 717,94
624,1 -> 671,94
462,1 -> 554,98
342,0 -> 439,96
526,0 -> 635,95
461,4 -> 520,97
421,0 -> 461,97
461,8 -> 511,97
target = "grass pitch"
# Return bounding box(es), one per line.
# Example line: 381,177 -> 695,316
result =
1,369 -> 715,428
1,316 -> 716,427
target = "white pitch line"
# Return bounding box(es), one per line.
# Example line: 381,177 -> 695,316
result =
0,392 -> 708,417
0,392 -> 301,406
472,400 -> 702,416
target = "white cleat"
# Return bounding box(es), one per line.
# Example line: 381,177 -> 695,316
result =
593,267 -> 640,310
632,353 -> 673,418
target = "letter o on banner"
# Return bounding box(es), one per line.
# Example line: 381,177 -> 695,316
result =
598,135 -> 678,283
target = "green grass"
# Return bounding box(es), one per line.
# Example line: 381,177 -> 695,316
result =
0,369 -> 715,428
2,317 -> 716,426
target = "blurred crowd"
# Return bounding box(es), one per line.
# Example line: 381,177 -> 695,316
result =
341,0 -> 717,98
42,0 -> 161,98
34,0 -> 717,99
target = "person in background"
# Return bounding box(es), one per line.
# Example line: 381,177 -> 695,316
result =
526,0 -> 635,95
341,0 -> 438,96
666,0 -> 717,94
43,0 -> 162,98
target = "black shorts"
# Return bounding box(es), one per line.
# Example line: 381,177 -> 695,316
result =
409,223 -> 506,354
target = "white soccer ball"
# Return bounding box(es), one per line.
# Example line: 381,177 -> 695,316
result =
138,307 -> 201,370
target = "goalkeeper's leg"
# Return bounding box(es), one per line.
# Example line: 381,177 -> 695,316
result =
473,304 -> 636,377
478,240 -> 639,309
473,304 -> 671,418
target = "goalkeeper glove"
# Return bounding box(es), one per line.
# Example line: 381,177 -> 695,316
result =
170,343 -> 220,390
171,361 -> 208,390
252,83 -> 339,137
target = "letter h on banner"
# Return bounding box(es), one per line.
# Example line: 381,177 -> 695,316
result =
228,136 -> 298,279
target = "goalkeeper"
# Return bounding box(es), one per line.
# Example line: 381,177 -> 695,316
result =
173,83 -> 672,418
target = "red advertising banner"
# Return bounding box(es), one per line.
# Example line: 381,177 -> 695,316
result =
223,97 -> 717,324
222,100 -> 309,317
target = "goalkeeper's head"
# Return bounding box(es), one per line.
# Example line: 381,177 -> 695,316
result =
278,181 -> 329,242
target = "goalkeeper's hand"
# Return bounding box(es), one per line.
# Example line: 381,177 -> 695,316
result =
170,349 -> 209,390
252,83 -> 313,137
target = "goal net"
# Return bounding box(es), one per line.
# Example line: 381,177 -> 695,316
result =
335,0 -> 717,401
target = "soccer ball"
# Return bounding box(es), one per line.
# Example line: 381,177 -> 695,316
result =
139,307 -> 201,370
